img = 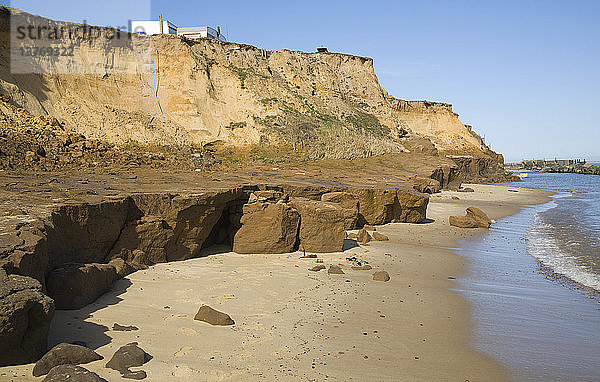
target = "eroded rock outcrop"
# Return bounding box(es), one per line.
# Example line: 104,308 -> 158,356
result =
0,183 -> 432,367
232,200 -> 300,254
0,271 -> 55,366
45,263 -> 120,310
350,188 -> 428,225
290,198 -> 346,253
321,192 -> 359,229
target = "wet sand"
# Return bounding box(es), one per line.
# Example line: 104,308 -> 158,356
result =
0,184 -> 552,381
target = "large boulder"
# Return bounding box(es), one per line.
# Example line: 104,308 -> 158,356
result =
0,219 -> 49,287
466,207 -> 492,228
0,272 -> 55,366
43,365 -> 107,382
393,189 -> 430,223
412,177 -> 441,194
449,207 -> 492,229
350,189 -> 428,225
321,192 -> 359,229
33,343 -> 102,377
233,201 -> 300,254
357,228 -> 372,244
290,198 -> 346,253
46,263 -> 119,310
45,200 -> 131,270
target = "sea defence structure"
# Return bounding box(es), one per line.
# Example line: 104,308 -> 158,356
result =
508,159 -> 600,175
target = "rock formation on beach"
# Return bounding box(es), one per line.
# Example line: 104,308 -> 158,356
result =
0,269 -> 55,366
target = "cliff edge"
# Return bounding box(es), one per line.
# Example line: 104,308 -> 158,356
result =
1,6 -> 502,167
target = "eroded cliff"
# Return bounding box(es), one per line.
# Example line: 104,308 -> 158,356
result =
0,6 -> 498,163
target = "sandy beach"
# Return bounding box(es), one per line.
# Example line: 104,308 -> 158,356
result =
0,184 -> 552,381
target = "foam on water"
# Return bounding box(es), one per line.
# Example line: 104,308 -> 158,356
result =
501,172 -> 600,293
528,213 -> 600,291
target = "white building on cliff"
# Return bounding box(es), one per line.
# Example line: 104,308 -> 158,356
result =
131,18 -> 226,41
177,26 -> 226,42
131,18 -> 177,35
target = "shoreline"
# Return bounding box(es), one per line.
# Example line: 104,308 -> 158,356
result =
0,184 -> 553,381
454,182 -> 600,381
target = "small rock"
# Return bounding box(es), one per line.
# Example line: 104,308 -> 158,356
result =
351,265 -> 373,271
43,365 -> 106,382
309,265 -> 326,272
194,305 -> 235,326
112,323 -> 139,331
301,254 -> 317,258
371,232 -> 389,241
33,343 -> 102,377
373,271 -> 391,282
451,196 -> 460,200
328,265 -> 345,274
457,187 -> 475,193
105,342 -> 151,373
356,228 -> 372,245
122,370 -> 147,380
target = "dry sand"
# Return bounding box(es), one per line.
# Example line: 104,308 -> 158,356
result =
0,184 -> 553,381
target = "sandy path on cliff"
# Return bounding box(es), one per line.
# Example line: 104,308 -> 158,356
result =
0,184 -> 552,381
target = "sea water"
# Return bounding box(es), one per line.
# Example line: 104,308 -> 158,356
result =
454,171 -> 600,381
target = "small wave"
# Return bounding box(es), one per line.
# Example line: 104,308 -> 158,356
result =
527,214 -> 600,292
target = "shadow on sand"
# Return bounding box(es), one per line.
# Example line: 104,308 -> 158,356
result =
48,278 -> 133,350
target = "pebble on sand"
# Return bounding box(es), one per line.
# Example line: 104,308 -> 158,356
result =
113,323 -> 139,331
351,265 -> 373,271
372,271 -> 390,282
328,265 -> 345,274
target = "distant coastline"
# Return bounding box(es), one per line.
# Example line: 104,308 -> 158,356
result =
506,159 -> 600,175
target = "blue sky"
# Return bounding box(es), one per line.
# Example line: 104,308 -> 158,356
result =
3,0 -> 599,162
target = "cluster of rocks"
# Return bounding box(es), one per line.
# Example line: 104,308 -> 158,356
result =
308,264 -> 390,282
233,187 -> 425,253
0,95 -> 215,171
28,341 -> 151,381
346,225 -> 389,245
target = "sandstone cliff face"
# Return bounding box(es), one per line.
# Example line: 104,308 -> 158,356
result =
0,7 -> 497,161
